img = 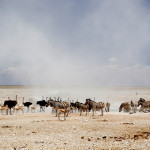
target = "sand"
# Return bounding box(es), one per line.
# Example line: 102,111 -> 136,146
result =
0,111 -> 150,150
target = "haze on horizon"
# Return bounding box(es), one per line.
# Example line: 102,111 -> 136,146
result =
0,0 -> 150,86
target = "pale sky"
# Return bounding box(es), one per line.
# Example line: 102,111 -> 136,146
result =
0,0 -> 150,86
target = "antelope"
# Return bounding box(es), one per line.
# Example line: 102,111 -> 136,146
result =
13,104 -> 24,114
57,108 -> 68,120
31,105 -> 36,113
0,105 -> 9,115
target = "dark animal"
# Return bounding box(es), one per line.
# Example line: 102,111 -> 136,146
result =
23,102 -> 32,112
130,100 -> 138,113
46,100 -> 70,117
75,101 -> 89,116
138,98 -> 150,112
46,99 -> 55,113
138,98 -> 145,106
105,102 -> 110,112
70,102 -> 77,113
36,100 -> 47,112
4,100 -> 17,115
119,102 -> 131,112
4,95 -> 18,115
85,99 -> 105,116
22,97 -> 32,112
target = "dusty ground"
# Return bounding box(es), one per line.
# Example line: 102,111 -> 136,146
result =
0,112 -> 150,150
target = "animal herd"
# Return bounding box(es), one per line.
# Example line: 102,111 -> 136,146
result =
119,98 -> 150,113
0,95 -> 150,120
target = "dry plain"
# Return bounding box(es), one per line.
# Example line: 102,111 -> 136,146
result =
0,112 -> 150,150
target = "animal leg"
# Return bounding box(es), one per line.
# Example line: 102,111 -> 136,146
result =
55,109 -> 57,117
42,106 -> 45,112
6,109 -> 8,115
10,108 -> 12,115
0,109 -> 3,115
100,109 -> 103,116
66,111 -> 69,117
64,112 -> 66,120
80,110 -> 82,116
92,109 -> 94,116
85,110 -> 87,116
27,107 -> 29,112
58,112 -> 60,120
13,108 -> 15,114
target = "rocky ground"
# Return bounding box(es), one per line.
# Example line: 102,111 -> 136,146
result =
0,112 -> 150,150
